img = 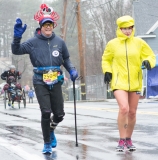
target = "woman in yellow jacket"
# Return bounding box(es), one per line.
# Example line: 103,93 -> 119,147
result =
102,15 -> 156,152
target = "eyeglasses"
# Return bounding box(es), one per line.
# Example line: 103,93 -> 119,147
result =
42,23 -> 53,28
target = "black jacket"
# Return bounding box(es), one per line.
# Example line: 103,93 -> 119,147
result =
11,28 -> 75,85
1,70 -> 21,83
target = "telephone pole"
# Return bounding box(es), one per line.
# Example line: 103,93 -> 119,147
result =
76,0 -> 86,100
60,0 -> 68,40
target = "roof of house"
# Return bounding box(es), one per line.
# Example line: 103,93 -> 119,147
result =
146,20 -> 158,34
133,0 -> 158,35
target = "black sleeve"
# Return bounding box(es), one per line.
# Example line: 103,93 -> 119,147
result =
11,37 -> 32,55
1,71 -> 8,80
62,41 -> 75,72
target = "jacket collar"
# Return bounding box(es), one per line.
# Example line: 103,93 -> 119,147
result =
34,28 -> 55,40
116,27 -> 135,41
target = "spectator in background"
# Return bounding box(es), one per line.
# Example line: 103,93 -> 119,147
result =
28,87 -> 34,103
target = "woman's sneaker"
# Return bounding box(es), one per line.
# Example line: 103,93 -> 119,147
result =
126,138 -> 136,151
116,139 -> 126,152
42,143 -> 52,154
50,131 -> 57,148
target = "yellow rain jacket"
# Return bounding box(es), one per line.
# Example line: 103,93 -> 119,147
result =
102,15 -> 156,91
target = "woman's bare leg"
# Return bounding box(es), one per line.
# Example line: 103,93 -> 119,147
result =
126,92 -> 139,138
114,90 -> 129,139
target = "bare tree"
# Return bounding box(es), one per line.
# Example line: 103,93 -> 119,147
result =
82,0 -> 132,75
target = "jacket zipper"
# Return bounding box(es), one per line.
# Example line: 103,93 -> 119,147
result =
48,39 -> 52,66
115,73 -> 119,86
138,72 -> 140,86
125,40 -> 130,90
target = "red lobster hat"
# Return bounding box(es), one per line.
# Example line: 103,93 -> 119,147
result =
34,4 -> 59,28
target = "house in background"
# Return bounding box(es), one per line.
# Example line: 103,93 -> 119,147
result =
133,0 -> 158,98
133,0 -> 158,53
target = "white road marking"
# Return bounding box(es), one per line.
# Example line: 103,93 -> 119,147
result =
0,137 -> 44,160
65,105 -> 158,116
0,128 -> 12,134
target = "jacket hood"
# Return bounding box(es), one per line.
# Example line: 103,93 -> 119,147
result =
116,27 -> 135,41
116,15 -> 134,28
116,15 -> 135,41
34,28 -> 55,40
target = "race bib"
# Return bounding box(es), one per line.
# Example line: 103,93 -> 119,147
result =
43,71 -> 58,84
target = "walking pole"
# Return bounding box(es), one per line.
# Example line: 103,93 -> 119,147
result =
73,79 -> 78,147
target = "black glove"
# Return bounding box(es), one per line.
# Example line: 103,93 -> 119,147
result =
104,72 -> 112,84
142,60 -> 151,70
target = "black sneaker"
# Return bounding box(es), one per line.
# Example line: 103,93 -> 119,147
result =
116,139 -> 125,152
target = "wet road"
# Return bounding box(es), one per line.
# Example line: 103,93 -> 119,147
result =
0,99 -> 157,160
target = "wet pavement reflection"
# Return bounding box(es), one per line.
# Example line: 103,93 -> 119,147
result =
43,151 -> 57,160
0,101 -> 157,159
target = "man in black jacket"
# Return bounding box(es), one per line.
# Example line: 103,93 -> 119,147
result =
11,4 -> 78,154
1,65 -> 21,83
